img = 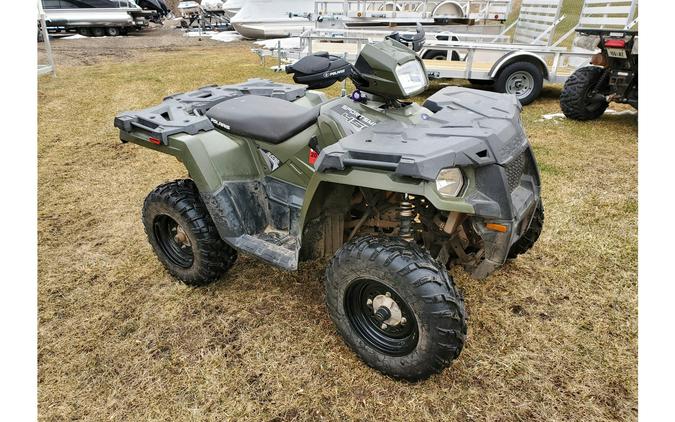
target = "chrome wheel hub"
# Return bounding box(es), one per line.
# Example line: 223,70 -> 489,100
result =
369,291 -> 405,327
505,71 -> 534,98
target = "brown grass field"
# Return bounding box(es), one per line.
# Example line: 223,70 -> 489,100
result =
38,38 -> 637,421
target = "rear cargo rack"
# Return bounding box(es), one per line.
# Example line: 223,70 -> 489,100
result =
114,79 -> 308,145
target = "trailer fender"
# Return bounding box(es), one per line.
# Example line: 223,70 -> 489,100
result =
489,51 -> 550,81
432,1 -> 465,19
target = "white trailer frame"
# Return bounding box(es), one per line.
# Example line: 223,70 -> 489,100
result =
38,0 -> 56,77
313,0 -> 513,25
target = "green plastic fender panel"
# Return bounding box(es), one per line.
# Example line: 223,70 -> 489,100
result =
298,167 -> 476,229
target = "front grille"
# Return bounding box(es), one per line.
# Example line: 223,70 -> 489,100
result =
504,152 -> 526,192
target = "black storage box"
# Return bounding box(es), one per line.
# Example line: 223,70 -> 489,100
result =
286,52 -> 352,89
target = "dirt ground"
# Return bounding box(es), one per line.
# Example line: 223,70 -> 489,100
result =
38,25 -> 229,66
38,28 -> 637,421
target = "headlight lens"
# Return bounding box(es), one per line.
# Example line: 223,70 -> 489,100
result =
435,168 -> 464,197
395,60 -> 427,96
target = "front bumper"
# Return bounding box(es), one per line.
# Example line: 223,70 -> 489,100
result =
463,146 -> 541,278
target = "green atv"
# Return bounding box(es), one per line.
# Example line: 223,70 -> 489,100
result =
115,27 -> 544,380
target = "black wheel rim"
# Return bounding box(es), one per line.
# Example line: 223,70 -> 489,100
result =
153,215 -> 194,269
344,279 -> 418,356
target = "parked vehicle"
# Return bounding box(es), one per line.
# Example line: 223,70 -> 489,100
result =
313,0 -> 512,27
176,0 -> 231,30
114,27 -> 543,380
177,1 -> 201,17
41,0 -> 151,36
222,0 -> 245,19
560,29 -> 638,120
230,0 -> 315,39
137,0 -> 170,23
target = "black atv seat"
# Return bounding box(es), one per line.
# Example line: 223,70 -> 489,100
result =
205,95 -> 319,144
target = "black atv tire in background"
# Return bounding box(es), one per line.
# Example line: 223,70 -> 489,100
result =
508,203 -> 544,259
325,236 -> 467,381
142,179 -> 237,286
560,66 -> 609,121
494,62 -> 543,106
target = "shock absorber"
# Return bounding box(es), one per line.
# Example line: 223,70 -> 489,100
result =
399,194 -> 416,241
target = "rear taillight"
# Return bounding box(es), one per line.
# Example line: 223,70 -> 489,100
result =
308,149 -> 319,165
604,39 -> 626,48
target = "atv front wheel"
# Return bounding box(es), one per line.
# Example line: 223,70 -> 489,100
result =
142,179 -> 237,286
325,236 -> 467,381
560,66 -> 608,121
508,202 -> 544,259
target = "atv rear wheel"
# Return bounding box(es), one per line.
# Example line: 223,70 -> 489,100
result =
508,202 -> 544,259
325,236 -> 467,381
142,179 -> 237,286
560,66 -> 608,121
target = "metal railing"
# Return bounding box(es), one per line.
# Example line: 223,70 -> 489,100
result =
38,0 -> 56,77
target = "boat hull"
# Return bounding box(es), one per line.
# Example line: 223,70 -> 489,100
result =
232,21 -> 313,39
44,8 -> 138,28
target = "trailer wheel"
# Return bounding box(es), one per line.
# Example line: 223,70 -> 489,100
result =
77,28 -> 91,36
495,62 -> 543,105
106,27 -> 120,37
91,27 -> 105,37
560,66 -> 608,121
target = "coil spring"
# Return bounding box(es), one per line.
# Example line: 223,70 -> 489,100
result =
399,196 -> 415,240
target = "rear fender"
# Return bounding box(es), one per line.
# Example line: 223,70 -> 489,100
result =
120,129 -> 265,193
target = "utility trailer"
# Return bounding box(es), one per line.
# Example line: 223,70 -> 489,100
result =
41,0 -> 151,37
313,0 -> 513,28
290,0 -> 638,105
177,1 -> 232,31
418,0 -> 639,104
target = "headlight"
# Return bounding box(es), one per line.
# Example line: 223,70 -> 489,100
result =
395,60 -> 427,96
435,168 -> 464,197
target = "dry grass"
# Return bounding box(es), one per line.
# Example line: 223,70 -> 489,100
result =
38,41 -> 637,421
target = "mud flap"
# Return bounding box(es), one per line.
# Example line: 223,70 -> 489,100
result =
469,198 -> 537,279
